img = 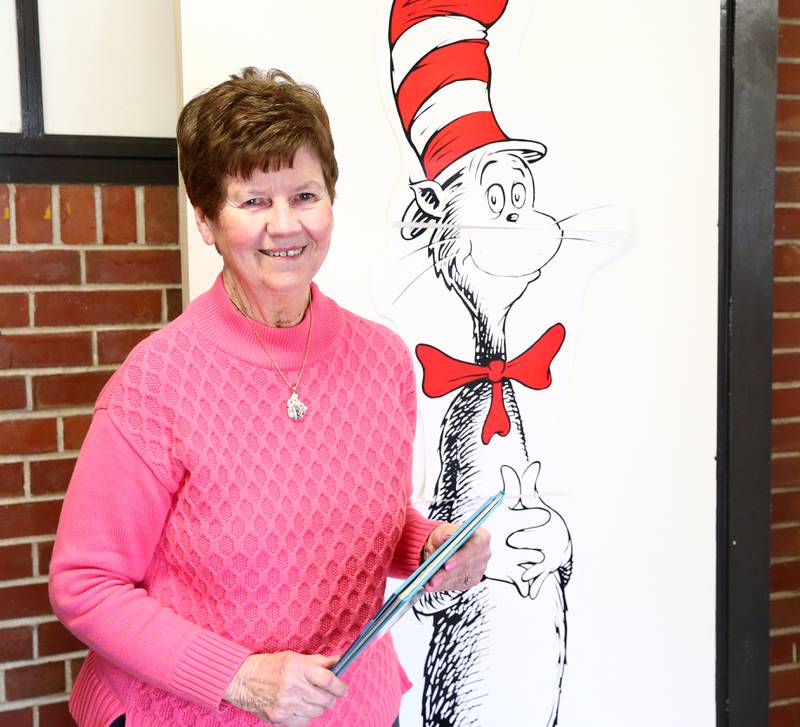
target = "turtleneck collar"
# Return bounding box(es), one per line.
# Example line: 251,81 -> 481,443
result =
188,273 -> 345,371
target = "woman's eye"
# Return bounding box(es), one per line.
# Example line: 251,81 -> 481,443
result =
294,192 -> 317,204
511,182 -> 526,209
242,198 -> 265,208
486,184 -> 505,214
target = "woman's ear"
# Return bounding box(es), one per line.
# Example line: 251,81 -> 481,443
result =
194,206 -> 216,247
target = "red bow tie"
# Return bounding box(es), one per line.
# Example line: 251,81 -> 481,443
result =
415,323 -> 566,444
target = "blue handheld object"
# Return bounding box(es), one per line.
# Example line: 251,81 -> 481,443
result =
331,490 -> 503,676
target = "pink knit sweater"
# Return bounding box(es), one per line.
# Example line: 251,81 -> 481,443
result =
49,275 -> 437,727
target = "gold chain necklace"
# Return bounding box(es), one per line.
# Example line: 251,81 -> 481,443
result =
226,276 -> 313,421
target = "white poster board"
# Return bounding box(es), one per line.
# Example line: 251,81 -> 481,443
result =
178,2 -> 718,724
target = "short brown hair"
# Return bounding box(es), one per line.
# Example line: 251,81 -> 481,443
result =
177,67 -> 338,218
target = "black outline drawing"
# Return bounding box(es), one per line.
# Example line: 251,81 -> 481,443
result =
386,1 -> 575,725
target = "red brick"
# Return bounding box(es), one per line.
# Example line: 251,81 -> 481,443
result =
71,656 -> 85,683
771,632 -> 798,666
5,661 -> 65,700
774,456 -> 800,488
0,249 -> 80,285
782,0 -> 800,20
85,248 -> 181,284
38,540 -> 54,575
775,421 -> 800,453
15,185 -> 52,244
0,461 -> 24,497
773,593 -> 800,628
102,186 -> 136,244
30,457 -> 76,495
782,24 -> 800,58
776,212 -> 800,246
0,582 -> 52,619
60,185 -> 96,244
778,135 -> 800,167
39,701 -> 74,726
63,414 -> 92,450
0,417 -> 57,454
775,317 -> 800,348
0,625 -> 33,662
33,371 -> 112,409
778,172 -> 800,205
0,708 -> 33,727
774,387 -> 800,419
0,543 -> 33,580
780,62 -> 800,96
0,499 -> 62,538
0,375 -> 26,409
771,664 -> 800,702
38,620 -> 86,656
0,332 -> 92,369
775,490 -> 800,524
0,183 -> 9,244
774,559 -> 800,592
779,99 -> 800,133
167,288 -> 183,321
777,243 -> 800,276
776,282 -> 800,312
145,185 -> 178,243
35,289 -> 162,326
775,352 -> 800,382
775,525 -> 800,559
0,292 -> 28,326
98,328 -> 154,365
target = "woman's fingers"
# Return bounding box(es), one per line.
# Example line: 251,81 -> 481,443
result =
225,651 -> 346,724
424,525 -> 492,592
307,655 -> 348,698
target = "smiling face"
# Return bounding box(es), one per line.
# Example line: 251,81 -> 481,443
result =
460,148 -> 562,279
195,145 -> 333,323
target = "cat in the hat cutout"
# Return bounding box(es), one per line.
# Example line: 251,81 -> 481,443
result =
382,0 -> 575,725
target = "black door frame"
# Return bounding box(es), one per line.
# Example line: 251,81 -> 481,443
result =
717,0 -> 776,724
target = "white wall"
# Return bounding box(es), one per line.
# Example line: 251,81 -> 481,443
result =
178,2 -> 718,724
0,0 -> 21,133
37,0 -> 177,137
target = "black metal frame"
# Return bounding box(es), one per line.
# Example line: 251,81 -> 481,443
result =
717,0 -> 776,724
0,0 -> 177,184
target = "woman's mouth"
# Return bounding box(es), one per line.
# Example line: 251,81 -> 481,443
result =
260,246 -> 305,258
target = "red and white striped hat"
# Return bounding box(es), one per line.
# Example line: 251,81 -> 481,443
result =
389,0 -> 546,181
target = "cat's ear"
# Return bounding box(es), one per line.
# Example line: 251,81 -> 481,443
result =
400,179 -> 450,241
409,179 -> 446,218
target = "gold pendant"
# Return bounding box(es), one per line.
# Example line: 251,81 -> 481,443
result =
287,390 -> 307,420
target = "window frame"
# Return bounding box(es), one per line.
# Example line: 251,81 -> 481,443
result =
0,0 -> 177,184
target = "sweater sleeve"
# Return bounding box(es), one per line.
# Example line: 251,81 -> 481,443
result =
388,340 -> 439,578
49,410 -> 252,711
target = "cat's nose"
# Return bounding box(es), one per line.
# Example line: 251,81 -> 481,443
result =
506,213 -> 519,223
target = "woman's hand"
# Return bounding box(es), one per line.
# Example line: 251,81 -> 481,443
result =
422,524 -> 491,592
224,651 -> 347,726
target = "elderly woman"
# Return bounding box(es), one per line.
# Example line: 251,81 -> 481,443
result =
49,68 -> 491,727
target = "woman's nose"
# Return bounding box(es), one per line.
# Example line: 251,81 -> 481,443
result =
506,212 -> 519,223
266,201 -> 302,236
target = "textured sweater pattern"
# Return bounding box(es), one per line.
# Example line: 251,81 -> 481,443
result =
49,275 -> 436,727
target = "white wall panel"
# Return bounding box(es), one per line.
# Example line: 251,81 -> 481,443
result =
0,0 -> 22,133
178,2 -> 718,724
38,0 -> 177,137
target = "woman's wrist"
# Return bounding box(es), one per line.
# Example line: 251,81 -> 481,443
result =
421,525 -> 444,563
223,654 -> 254,707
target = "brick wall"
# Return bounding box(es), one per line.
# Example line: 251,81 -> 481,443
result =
0,182 -> 181,726
774,1 -> 800,724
